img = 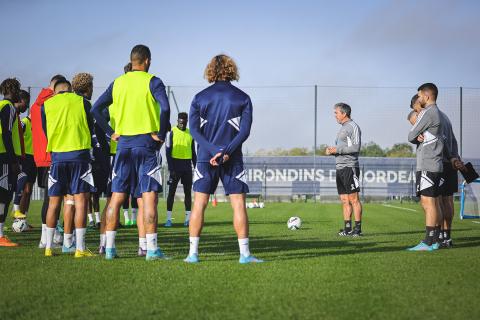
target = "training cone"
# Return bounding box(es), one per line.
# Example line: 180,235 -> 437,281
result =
212,196 -> 218,207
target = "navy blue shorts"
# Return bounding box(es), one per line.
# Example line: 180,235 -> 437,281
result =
111,147 -> 162,196
193,162 -> 249,195
48,162 -> 96,196
20,155 -> 37,184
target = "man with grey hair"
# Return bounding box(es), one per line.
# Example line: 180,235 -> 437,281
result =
326,103 -> 363,237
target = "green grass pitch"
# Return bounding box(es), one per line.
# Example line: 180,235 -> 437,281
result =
1,200 -> 479,320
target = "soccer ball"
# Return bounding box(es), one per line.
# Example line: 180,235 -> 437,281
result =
12,218 -> 27,233
287,217 -> 302,230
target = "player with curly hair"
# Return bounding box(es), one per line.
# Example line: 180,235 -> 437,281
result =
184,54 -> 263,264
0,78 -> 22,246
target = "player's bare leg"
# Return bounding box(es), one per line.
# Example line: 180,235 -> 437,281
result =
338,194 -> 353,235
137,197 -> 147,256
98,197 -> 110,254
230,193 -> 263,263
44,196 -> 62,256
184,192 -> 208,263
72,192 -> 93,257
230,193 -> 249,239
104,192 -> 127,259
62,195 -> 76,253
348,192 -> 363,236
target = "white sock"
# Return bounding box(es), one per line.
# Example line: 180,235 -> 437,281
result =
100,234 -> 106,247
166,211 -> 172,221
75,228 -> 86,251
123,210 -> 129,221
238,238 -> 250,257
54,228 -> 62,243
185,211 -> 191,222
46,227 -> 55,249
0,222 -> 4,237
106,231 -> 116,249
13,204 -> 20,212
139,237 -> 147,250
94,212 -> 101,223
189,237 -> 199,256
63,233 -> 73,248
131,208 -> 137,221
88,213 -> 94,223
146,233 -> 157,251
41,224 -> 47,244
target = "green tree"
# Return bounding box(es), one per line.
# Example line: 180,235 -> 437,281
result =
315,144 -> 329,156
386,143 -> 415,158
288,147 -> 310,156
360,141 -> 386,157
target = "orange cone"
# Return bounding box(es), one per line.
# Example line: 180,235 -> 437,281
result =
212,195 -> 218,207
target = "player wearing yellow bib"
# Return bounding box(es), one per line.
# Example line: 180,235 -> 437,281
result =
165,112 -> 196,227
12,90 -> 37,228
92,45 -> 171,260
0,78 -> 22,247
41,79 -> 96,258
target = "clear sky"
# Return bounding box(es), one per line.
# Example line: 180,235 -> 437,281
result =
1,0 -> 479,156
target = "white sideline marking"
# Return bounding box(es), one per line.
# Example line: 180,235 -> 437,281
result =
472,221 -> 480,224
382,204 -> 418,212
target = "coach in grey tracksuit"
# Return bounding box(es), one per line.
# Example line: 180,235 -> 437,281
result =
326,103 -> 363,237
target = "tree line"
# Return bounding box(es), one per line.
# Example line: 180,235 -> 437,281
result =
253,142 -> 415,157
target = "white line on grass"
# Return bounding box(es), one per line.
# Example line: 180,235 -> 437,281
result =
382,204 -> 418,212
472,221 -> 480,224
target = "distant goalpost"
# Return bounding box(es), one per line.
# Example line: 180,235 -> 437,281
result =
460,179 -> 480,219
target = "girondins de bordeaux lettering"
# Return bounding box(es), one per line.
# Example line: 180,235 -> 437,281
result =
247,169 -> 416,184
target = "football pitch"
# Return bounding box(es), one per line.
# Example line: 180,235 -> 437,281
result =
1,200 -> 479,320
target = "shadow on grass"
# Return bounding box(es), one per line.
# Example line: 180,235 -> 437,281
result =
8,224 -> 480,261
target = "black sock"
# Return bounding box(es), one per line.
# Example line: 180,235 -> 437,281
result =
344,220 -> 352,231
354,221 -> 361,231
433,225 -> 441,243
424,227 -> 435,246
444,229 -> 451,240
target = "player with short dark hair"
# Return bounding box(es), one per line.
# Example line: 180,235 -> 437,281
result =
92,44 -> 171,260
410,93 -> 464,248
0,78 -> 22,246
12,90 -> 37,229
41,79 -> 96,258
165,112 -> 196,227
184,54 -> 262,264
326,103 -> 363,237
407,83 -> 444,251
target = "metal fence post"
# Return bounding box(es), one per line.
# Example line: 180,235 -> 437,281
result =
313,85 -> 317,202
459,86 -> 463,157
361,164 -> 365,202
263,163 -> 267,202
